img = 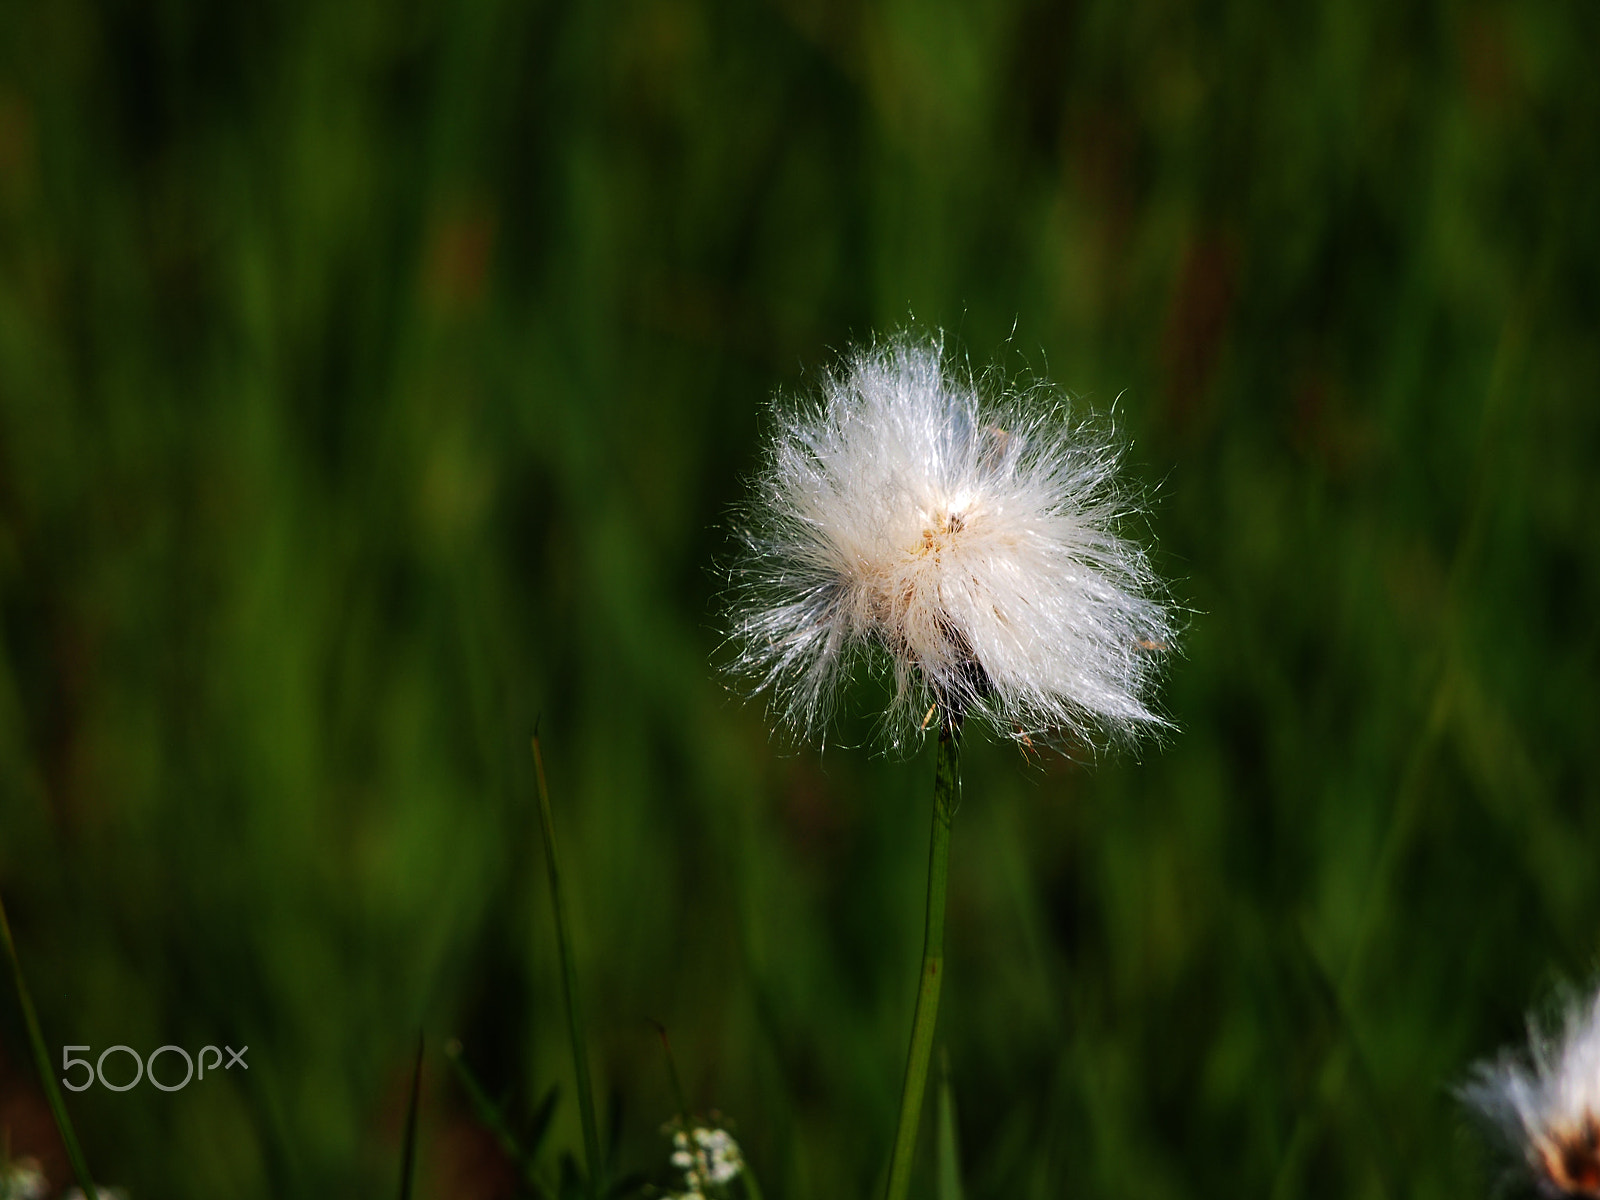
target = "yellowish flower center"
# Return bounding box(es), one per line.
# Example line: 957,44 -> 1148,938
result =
915,508 -> 966,557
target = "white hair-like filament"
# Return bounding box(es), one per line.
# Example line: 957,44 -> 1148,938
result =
725,332 -> 1175,752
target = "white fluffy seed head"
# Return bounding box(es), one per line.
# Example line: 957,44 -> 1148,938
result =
1461,986 -> 1600,1197
723,331 -> 1175,752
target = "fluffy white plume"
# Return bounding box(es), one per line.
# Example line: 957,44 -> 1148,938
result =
1462,986 -> 1600,1197
724,332 -> 1174,751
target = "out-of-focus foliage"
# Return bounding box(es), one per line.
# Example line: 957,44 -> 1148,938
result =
1,0 -> 1597,1196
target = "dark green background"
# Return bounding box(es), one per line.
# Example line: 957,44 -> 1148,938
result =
2,0 -> 1597,1196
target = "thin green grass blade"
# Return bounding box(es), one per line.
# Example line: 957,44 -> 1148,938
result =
649,1020 -> 692,1127
0,889 -> 97,1198
936,1047 -> 965,1200
884,723 -> 961,1200
396,1032 -> 424,1200
443,1039 -> 557,1198
739,1158 -> 767,1200
532,733 -> 605,1200
558,1150 -> 586,1200
523,1083 -> 563,1164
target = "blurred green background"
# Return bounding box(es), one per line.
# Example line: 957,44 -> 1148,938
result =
2,0 -> 1598,1196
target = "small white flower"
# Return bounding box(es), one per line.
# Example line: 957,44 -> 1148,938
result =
725,332 -> 1174,750
1461,984 -> 1600,1196
693,1127 -> 743,1185
663,1120 -> 745,1197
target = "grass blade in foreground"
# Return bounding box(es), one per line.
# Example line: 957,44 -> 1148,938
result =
650,1021 -> 693,1128
396,1033 -> 424,1200
0,889 -> 97,1198
936,1046 -> 966,1200
532,732 -> 605,1200
884,725 -> 960,1200
444,1038 -> 558,1198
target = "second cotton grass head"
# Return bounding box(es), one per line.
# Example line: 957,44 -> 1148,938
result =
1462,984 -> 1600,1197
724,331 -> 1175,752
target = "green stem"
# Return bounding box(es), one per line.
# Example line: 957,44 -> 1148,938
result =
884,723 -> 960,1200
650,1020 -> 693,1129
0,889 -> 97,1198
442,1039 -> 555,1200
935,1046 -> 966,1200
531,735 -> 605,1200
396,1033 -> 424,1200
740,1158 -> 767,1200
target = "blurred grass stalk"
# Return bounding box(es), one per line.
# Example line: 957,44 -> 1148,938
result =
936,1046 -> 966,1200
884,725 -> 960,1200
531,733 -> 605,1199
0,889 -> 98,1197
444,1038 -> 558,1198
395,1033 -> 424,1200
651,1020 -> 693,1128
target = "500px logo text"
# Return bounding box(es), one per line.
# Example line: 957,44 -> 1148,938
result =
60,1044 -> 248,1092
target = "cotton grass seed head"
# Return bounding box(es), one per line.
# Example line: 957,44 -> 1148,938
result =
1461,985 -> 1600,1197
723,331 -> 1175,752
